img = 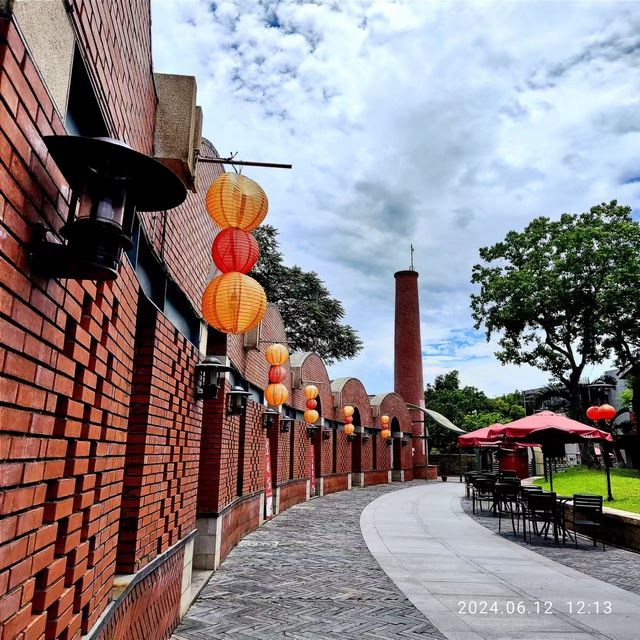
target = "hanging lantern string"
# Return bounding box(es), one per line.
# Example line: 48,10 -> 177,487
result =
196,149 -> 292,170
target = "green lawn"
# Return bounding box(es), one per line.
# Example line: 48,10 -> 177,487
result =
534,467 -> 640,514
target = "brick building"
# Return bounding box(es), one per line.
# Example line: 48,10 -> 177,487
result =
0,2 -> 420,639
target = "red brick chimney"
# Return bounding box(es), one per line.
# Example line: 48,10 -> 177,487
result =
394,269 -> 426,478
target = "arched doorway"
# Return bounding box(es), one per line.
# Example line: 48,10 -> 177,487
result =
313,395 -> 323,487
351,407 -> 361,472
391,417 -> 401,471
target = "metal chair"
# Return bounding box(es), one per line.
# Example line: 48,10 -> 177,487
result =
493,482 -> 520,535
472,478 -> 495,515
464,471 -> 479,499
566,494 -> 605,549
524,492 -> 560,544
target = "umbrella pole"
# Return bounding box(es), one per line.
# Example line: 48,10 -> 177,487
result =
604,443 -> 614,501
458,447 -> 462,483
549,457 -> 553,492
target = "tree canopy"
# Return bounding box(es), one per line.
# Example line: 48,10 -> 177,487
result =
424,371 -> 524,452
252,225 -> 363,364
471,201 -> 640,419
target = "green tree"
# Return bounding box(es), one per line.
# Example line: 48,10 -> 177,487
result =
424,371 -> 524,452
252,225 -> 363,364
471,201 -> 640,419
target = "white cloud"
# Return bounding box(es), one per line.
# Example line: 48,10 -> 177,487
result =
151,0 -> 640,397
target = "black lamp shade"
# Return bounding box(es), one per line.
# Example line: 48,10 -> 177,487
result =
194,356 -> 233,400
31,136 -> 186,281
227,386 -> 251,415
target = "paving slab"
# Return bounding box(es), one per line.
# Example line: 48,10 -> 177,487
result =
361,483 -> 640,640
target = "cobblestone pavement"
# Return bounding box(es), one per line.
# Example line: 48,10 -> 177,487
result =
461,497 -> 640,596
174,482 -> 444,640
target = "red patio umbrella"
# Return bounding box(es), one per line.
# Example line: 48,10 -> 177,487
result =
485,411 -> 614,497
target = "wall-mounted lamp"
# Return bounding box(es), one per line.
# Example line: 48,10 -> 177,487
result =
402,435 -> 410,446
280,416 -> 295,433
262,408 -> 280,429
362,432 -> 371,443
227,385 -> 251,416
322,428 -> 331,440
31,136 -> 186,281
306,425 -> 318,439
194,356 -> 233,400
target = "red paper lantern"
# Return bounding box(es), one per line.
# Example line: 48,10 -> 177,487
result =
212,228 -> 259,274
345,416 -> 353,424
598,404 -> 616,421
306,398 -> 317,410
268,365 -> 286,384
586,406 -> 601,421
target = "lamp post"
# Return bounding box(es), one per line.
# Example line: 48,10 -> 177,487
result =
586,404 -> 616,501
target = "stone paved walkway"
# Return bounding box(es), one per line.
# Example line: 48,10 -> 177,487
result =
174,482 -> 444,640
460,496 -> 640,596
362,483 -> 640,640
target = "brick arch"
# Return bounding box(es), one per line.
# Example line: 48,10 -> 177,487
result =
227,304 -> 292,393
290,352 -> 334,419
332,377 -> 373,426
369,391 -> 412,433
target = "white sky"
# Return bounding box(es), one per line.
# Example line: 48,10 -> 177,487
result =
151,0 -> 640,397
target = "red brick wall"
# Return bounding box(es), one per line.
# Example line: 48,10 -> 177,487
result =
117,299 -> 201,574
96,547 -> 183,640
322,474 -> 349,495
335,431 -> 351,473
292,421 -> 310,479
241,400 -> 264,496
67,0 -> 156,155
0,13 -> 144,635
364,470 -> 389,486
218,493 -> 261,564
278,480 -> 307,513
359,437 -> 373,472
375,434 -> 392,471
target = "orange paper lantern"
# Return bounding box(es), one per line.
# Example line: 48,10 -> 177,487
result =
202,272 -> 266,334
265,383 -> 288,406
344,424 -> 355,436
206,173 -> 268,231
381,429 -> 391,439
304,409 -> 319,424
343,405 -> 354,418
265,343 -> 289,366
380,415 -> 390,426
212,228 -> 260,274
304,385 -> 319,400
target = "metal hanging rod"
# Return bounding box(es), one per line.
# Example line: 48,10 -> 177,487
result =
197,155 -> 292,169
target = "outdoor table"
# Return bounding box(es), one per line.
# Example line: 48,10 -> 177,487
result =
556,495 -> 574,544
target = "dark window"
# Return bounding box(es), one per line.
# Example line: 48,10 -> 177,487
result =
66,48 -> 108,137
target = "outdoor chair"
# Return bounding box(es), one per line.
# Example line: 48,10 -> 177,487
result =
498,470 -> 518,480
500,477 -> 521,489
472,478 -> 495,515
464,471 -> 479,499
493,482 -> 520,535
523,492 -> 560,544
565,494 -> 605,550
